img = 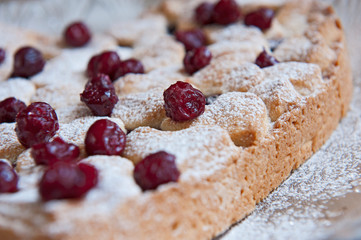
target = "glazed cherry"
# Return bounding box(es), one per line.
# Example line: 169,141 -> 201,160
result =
64,21 -> 91,47
16,102 -> 59,148
114,59 -> 145,79
255,49 -> 279,68
77,163 -> 99,192
85,119 -> 126,156
134,151 -> 180,191
31,137 -> 80,166
0,161 -> 18,193
0,48 -> 5,65
80,74 -> 119,116
212,0 -> 241,25
183,46 -> 212,75
11,46 -> 45,78
244,8 -> 275,31
86,51 -> 121,81
0,97 -> 26,123
163,81 -> 206,122
175,29 -> 207,51
195,2 -> 215,25
39,161 -> 98,201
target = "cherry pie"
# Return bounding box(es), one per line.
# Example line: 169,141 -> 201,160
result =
0,0 -> 352,239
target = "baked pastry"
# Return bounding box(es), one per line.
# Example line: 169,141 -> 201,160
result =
0,0 -> 352,240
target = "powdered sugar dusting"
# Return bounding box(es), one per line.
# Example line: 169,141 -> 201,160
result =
45,155 -> 141,230
111,88 -> 166,130
0,0 -> 359,239
30,76 -> 85,109
236,0 -> 286,9
113,65 -> 186,96
30,34 -> 117,87
0,123 -> 25,163
274,36 -> 313,62
273,35 -> 337,71
0,155 -> 141,239
132,35 -> 185,72
58,116 -> 126,151
161,92 -> 269,147
55,103 -> 92,124
222,110 -> 361,240
109,13 -> 167,46
249,76 -> 303,121
221,63 -> 265,93
0,78 -> 36,104
123,126 -> 240,181
263,62 -> 325,96
191,61 -> 264,96
206,24 -> 268,48
208,40 -> 264,62
221,1 -> 361,234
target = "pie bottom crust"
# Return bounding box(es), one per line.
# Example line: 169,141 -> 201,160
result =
0,4 -> 353,240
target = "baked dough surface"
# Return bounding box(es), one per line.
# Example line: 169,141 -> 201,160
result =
0,0 -> 352,239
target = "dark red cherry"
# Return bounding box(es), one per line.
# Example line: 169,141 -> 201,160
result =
0,161 -> 18,193
212,0 -> 241,25
86,51 -> 121,81
0,48 -> 5,65
175,29 -> 207,51
11,46 -> 45,78
64,21 -> 92,47
0,97 -> 26,123
15,102 -> 59,148
163,81 -> 206,122
195,2 -> 215,25
244,8 -> 275,31
183,46 -> 212,75
39,161 -> 98,201
80,74 -> 119,116
31,137 -> 80,166
255,49 -> 279,68
85,119 -> 126,156
134,151 -> 180,191
77,163 -> 99,192
113,59 -> 145,79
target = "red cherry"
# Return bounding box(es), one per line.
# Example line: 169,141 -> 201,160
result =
86,51 -> 121,81
31,137 -> 80,166
244,8 -> 275,31
77,163 -> 99,192
212,0 -> 241,25
175,29 -> 207,51
15,102 -> 59,148
0,97 -> 26,123
134,151 -> 180,191
255,49 -> 279,68
195,2 -> 215,25
0,162 -> 18,193
80,74 -> 119,116
0,48 -> 5,65
64,21 -> 91,47
183,46 -> 212,75
163,81 -> 206,122
85,119 -> 126,156
11,46 -> 45,78
39,161 -> 98,201
114,59 -> 145,79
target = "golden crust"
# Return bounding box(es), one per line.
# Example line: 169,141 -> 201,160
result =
0,0 -> 353,239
